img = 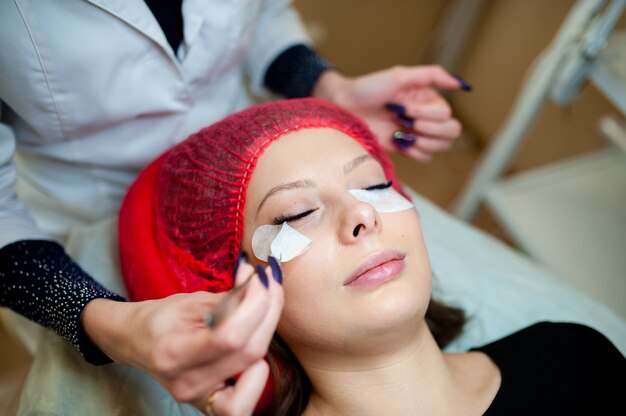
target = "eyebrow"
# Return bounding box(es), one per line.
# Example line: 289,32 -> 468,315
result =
255,154 -> 375,217
256,179 -> 316,217
344,154 -> 374,175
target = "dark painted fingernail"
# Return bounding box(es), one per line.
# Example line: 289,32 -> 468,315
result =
384,102 -> 406,115
453,75 -> 472,92
393,131 -> 417,150
397,114 -> 414,129
268,256 -> 283,285
256,264 -> 269,289
232,251 -> 249,278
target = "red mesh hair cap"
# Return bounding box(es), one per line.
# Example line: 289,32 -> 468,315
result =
119,97 -> 403,301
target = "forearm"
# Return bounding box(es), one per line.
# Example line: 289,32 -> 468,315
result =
0,239 -> 126,364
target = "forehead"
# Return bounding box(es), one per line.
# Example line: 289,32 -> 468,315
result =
254,127 -> 368,174
244,127 -> 376,209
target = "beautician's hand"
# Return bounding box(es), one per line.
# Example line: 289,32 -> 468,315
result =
81,260 -> 284,415
313,65 -> 469,162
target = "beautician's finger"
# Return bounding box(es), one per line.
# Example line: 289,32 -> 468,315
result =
241,265 -> 284,359
401,146 -> 433,162
413,118 -> 462,141
233,254 -> 254,287
211,274 -> 272,354
399,89 -> 453,121
400,137 -> 455,159
393,65 -> 467,92
406,101 -> 452,122
209,360 -> 270,416
412,136 -> 455,153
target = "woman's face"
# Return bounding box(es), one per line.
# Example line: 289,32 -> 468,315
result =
242,128 -> 431,353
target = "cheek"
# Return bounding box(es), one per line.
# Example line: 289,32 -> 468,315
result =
386,209 -> 428,256
276,233 -> 338,341
376,211 -> 432,317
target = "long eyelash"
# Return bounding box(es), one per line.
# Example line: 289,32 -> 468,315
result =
273,209 -> 316,225
364,181 -> 393,191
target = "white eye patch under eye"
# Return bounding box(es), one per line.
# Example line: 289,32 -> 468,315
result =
251,222 -> 312,262
348,187 -> 414,212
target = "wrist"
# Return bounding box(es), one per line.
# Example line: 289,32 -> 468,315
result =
81,297 -> 136,366
311,70 -> 353,105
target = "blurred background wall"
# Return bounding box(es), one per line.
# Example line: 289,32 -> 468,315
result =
294,0 -> 626,242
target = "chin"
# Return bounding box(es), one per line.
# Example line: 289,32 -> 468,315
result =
355,282 -> 427,333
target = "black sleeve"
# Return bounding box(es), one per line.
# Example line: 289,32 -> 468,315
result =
263,44 -> 335,98
0,240 -> 127,365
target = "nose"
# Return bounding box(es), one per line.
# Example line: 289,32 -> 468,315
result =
340,198 -> 381,244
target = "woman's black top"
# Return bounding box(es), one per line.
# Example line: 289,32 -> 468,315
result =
475,321 -> 625,415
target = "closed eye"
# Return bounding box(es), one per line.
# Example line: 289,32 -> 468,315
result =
364,181 -> 392,191
271,181 -> 392,224
273,209 -> 317,225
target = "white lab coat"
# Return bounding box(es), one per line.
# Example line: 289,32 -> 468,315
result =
0,0 -> 310,246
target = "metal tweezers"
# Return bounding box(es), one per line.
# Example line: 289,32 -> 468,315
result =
205,275 -> 254,329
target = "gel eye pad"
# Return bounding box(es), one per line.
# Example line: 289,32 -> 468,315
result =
348,187 -> 414,212
252,222 -> 312,262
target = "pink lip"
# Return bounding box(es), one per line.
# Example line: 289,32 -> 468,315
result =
344,250 -> 406,288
